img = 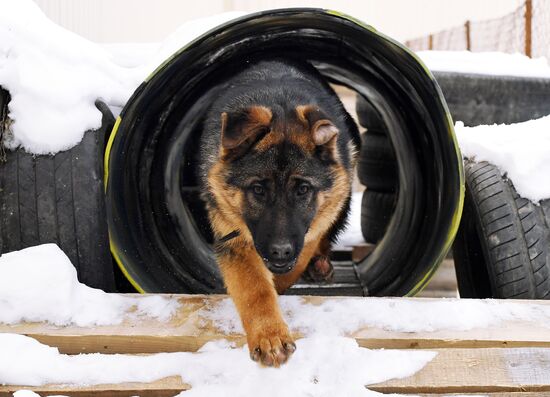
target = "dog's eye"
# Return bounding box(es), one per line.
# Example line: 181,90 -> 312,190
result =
252,184 -> 265,196
297,183 -> 311,196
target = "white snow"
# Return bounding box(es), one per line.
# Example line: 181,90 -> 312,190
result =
0,0 -> 244,154
420,50 -> 550,203
334,191 -> 365,248
0,244 -> 179,326
1,333 -> 436,397
13,392 -> 67,397
201,295 -> 550,336
455,117 -> 550,202
1,242 -> 548,396
418,50 -> 550,78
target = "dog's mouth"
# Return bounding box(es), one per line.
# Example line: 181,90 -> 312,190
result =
264,259 -> 297,274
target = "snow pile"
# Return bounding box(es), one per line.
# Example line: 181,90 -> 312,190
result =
418,50 -> 550,78
455,117 -> 550,202
0,244 -> 179,326
201,295 -> 550,335
1,333 -> 436,396
0,0 -> 138,154
334,191 -> 364,248
0,0 -> 243,154
0,243 -> 438,395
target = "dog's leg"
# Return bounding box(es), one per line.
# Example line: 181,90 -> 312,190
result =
218,244 -> 296,367
304,234 -> 334,282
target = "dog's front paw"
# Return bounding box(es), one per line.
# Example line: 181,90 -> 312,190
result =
304,255 -> 334,282
248,327 -> 296,367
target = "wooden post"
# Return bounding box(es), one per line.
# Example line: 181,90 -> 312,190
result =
465,20 -> 471,51
428,34 -> 434,50
525,0 -> 533,57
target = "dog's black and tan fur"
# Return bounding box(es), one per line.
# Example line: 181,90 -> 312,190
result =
199,59 -> 359,366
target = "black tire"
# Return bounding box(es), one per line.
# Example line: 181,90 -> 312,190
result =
356,133 -> 398,192
453,160 -> 550,299
106,9 -> 463,296
434,72 -> 550,126
361,190 -> 397,244
0,88 -> 115,291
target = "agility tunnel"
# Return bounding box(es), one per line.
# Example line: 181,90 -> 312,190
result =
104,9 -> 464,296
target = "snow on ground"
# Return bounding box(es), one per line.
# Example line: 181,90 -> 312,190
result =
455,116 -> 550,202
334,191 -> 364,248
0,244 -> 179,326
201,294 -> 550,336
418,50 -> 550,78
1,333 -> 436,396
0,0 -> 244,154
0,243 -> 437,395
1,239 -> 548,396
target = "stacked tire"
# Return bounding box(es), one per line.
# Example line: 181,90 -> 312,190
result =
453,160 -> 550,299
0,88 -> 116,291
356,98 -> 398,244
434,72 -> 550,299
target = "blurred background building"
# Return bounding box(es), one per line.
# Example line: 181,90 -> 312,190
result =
33,0 -> 522,43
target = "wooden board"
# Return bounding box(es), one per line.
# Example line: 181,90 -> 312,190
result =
2,294 -> 550,354
370,347 -> 550,394
2,294 -> 550,396
2,348 -> 550,396
3,389 -> 550,397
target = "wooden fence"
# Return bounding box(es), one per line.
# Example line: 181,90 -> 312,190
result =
406,0 -> 550,61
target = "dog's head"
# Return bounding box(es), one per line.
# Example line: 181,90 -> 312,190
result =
208,104 -> 351,274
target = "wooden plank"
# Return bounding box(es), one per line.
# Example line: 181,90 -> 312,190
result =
3,390 -> 550,397
0,376 -> 187,397
415,289 -> 459,298
2,295 -> 550,354
2,348 -> 550,396
370,347 -> 550,394
420,394 -> 550,397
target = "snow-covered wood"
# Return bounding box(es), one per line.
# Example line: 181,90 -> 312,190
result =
3,293 -> 550,395
3,294 -> 550,355
2,348 -> 550,395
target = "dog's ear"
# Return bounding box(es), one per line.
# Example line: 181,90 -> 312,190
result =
221,106 -> 272,151
296,105 -> 339,146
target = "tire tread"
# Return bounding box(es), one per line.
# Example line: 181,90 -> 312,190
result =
0,91 -> 115,290
455,160 -> 550,299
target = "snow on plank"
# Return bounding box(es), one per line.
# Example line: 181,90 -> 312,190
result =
2,348 -> 550,396
2,294 -> 550,354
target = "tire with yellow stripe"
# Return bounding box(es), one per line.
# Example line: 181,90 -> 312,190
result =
104,9 -> 464,295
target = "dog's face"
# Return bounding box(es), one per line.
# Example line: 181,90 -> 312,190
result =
209,104 -> 349,274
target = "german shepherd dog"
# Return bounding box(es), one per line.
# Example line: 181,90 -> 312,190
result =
199,59 -> 359,366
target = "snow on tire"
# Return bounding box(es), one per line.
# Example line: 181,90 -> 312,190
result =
453,160 -> 550,299
0,88 -> 115,291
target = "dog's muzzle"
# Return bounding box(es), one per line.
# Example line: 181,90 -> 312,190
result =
265,259 -> 297,274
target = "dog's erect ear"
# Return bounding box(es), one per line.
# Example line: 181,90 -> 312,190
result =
296,105 -> 339,146
221,106 -> 272,151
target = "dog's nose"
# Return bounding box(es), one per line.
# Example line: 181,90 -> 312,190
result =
268,242 -> 294,263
